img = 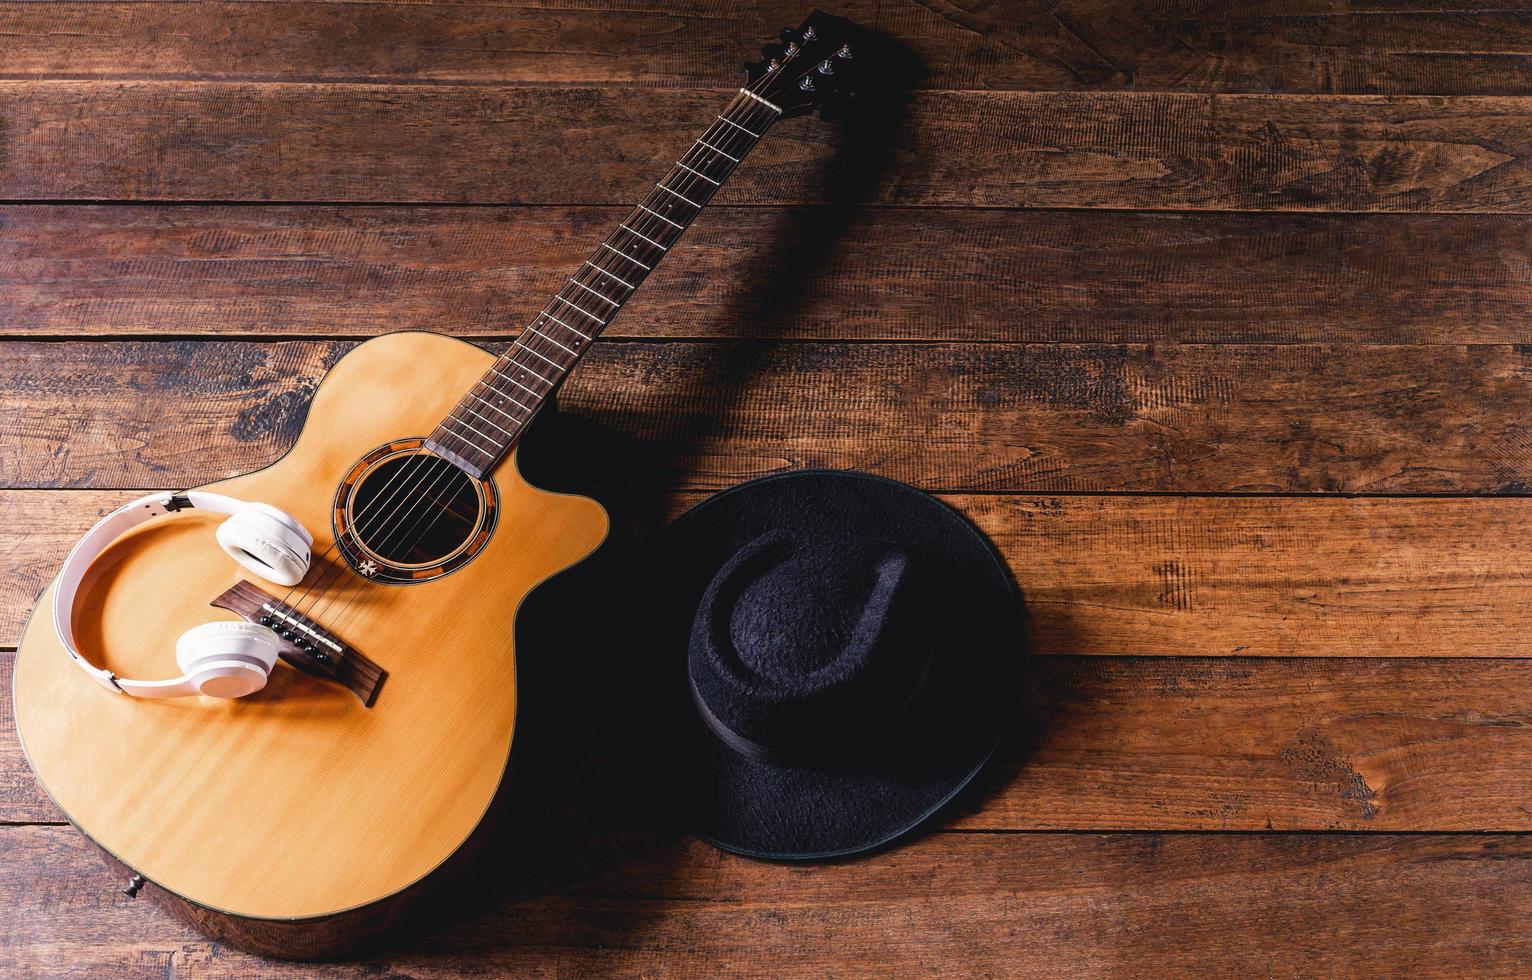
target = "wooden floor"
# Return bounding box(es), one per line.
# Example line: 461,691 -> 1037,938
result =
7,1 -> 1532,975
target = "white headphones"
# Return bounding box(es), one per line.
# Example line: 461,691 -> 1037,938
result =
53,490 -> 314,700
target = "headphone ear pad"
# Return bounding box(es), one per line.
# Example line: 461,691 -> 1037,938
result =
246,501 -> 314,547
216,504 -> 312,587
176,622 -> 282,699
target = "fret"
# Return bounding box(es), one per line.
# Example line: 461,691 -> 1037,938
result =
620,224 -> 668,250
428,88 -> 772,480
441,414 -> 499,450
551,294 -> 606,323
627,212 -> 681,244
706,124 -> 757,155
496,374 -> 553,407
636,203 -> 684,230
496,355 -> 557,390
568,278 -> 622,307
503,350 -> 559,383
517,343 -> 566,369
654,182 -> 702,208
489,365 -> 545,400
426,432 -> 494,477
459,403 -> 516,437
683,155 -> 733,184
526,327 -> 580,357
642,197 -> 689,225
738,88 -> 782,114
717,115 -> 761,139
472,384 -> 532,416
601,241 -> 651,270
675,162 -> 720,186
585,260 -> 636,290
696,138 -> 740,163
536,310 -> 590,340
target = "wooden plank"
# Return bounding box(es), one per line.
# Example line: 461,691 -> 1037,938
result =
8,1 -> 1532,95
6,83 -> 1532,210
7,487 -> 1532,658
8,494 -> 1532,827
10,205 -> 1532,344
961,493 -> 1532,658
8,340 -> 1532,493
12,638 -> 1532,829
968,654 -> 1532,831
3,826 -> 1530,976
0,651 -> 52,822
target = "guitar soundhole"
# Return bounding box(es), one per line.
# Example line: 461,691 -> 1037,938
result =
334,440 -> 498,583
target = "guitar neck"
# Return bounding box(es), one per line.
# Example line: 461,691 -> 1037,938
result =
427,87 -> 784,478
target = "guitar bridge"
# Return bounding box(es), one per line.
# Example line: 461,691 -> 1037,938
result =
211,581 -> 387,707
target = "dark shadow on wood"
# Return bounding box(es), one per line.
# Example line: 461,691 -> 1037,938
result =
347,22 -> 929,963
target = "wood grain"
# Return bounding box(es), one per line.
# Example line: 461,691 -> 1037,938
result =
11,205 -> 1532,344
8,1 -> 1532,95
9,339 -> 1532,493
12,645 -> 1532,831
7,1 -> 1532,971
9,490 -> 1532,658
5,826 -> 1532,977
8,84 -> 1532,210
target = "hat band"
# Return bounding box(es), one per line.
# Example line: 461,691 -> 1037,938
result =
687,655 -> 935,767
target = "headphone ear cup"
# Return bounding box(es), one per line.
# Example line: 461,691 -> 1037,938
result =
176,622 -> 282,699
216,504 -> 312,587
246,501 -> 314,548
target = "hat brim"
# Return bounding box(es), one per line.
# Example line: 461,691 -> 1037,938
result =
641,470 -> 1025,861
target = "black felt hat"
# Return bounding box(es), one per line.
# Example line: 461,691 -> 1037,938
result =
643,469 -> 1024,861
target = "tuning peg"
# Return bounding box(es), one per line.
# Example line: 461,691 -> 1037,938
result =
802,26 -> 817,41
817,59 -> 835,75
799,76 -> 815,92
767,58 -> 782,72
837,44 -> 853,59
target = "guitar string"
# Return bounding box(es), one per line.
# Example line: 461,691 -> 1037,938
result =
299,50 -> 813,611
301,94 -> 771,623
307,55 -> 826,631
288,88 -> 786,632
288,53 -> 821,635
316,88 -> 788,637
284,101 -> 757,624
312,87 -> 795,637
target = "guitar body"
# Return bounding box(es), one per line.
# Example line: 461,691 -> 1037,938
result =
14,15 -> 862,957
12,331 -> 608,956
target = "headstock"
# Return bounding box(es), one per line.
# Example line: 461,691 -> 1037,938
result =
742,11 -> 862,119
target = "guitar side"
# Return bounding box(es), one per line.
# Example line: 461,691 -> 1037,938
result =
12,331 -> 608,956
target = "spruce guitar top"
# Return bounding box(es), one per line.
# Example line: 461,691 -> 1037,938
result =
12,13 -> 862,958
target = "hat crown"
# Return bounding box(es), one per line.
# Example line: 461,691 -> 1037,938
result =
689,530 -> 932,764
727,535 -> 904,683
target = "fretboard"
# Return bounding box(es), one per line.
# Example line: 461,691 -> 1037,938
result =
426,87 -> 784,478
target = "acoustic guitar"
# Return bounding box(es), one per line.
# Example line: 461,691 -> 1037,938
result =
13,13 -> 861,958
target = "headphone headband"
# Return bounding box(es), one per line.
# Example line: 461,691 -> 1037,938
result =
52,490 -> 283,696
